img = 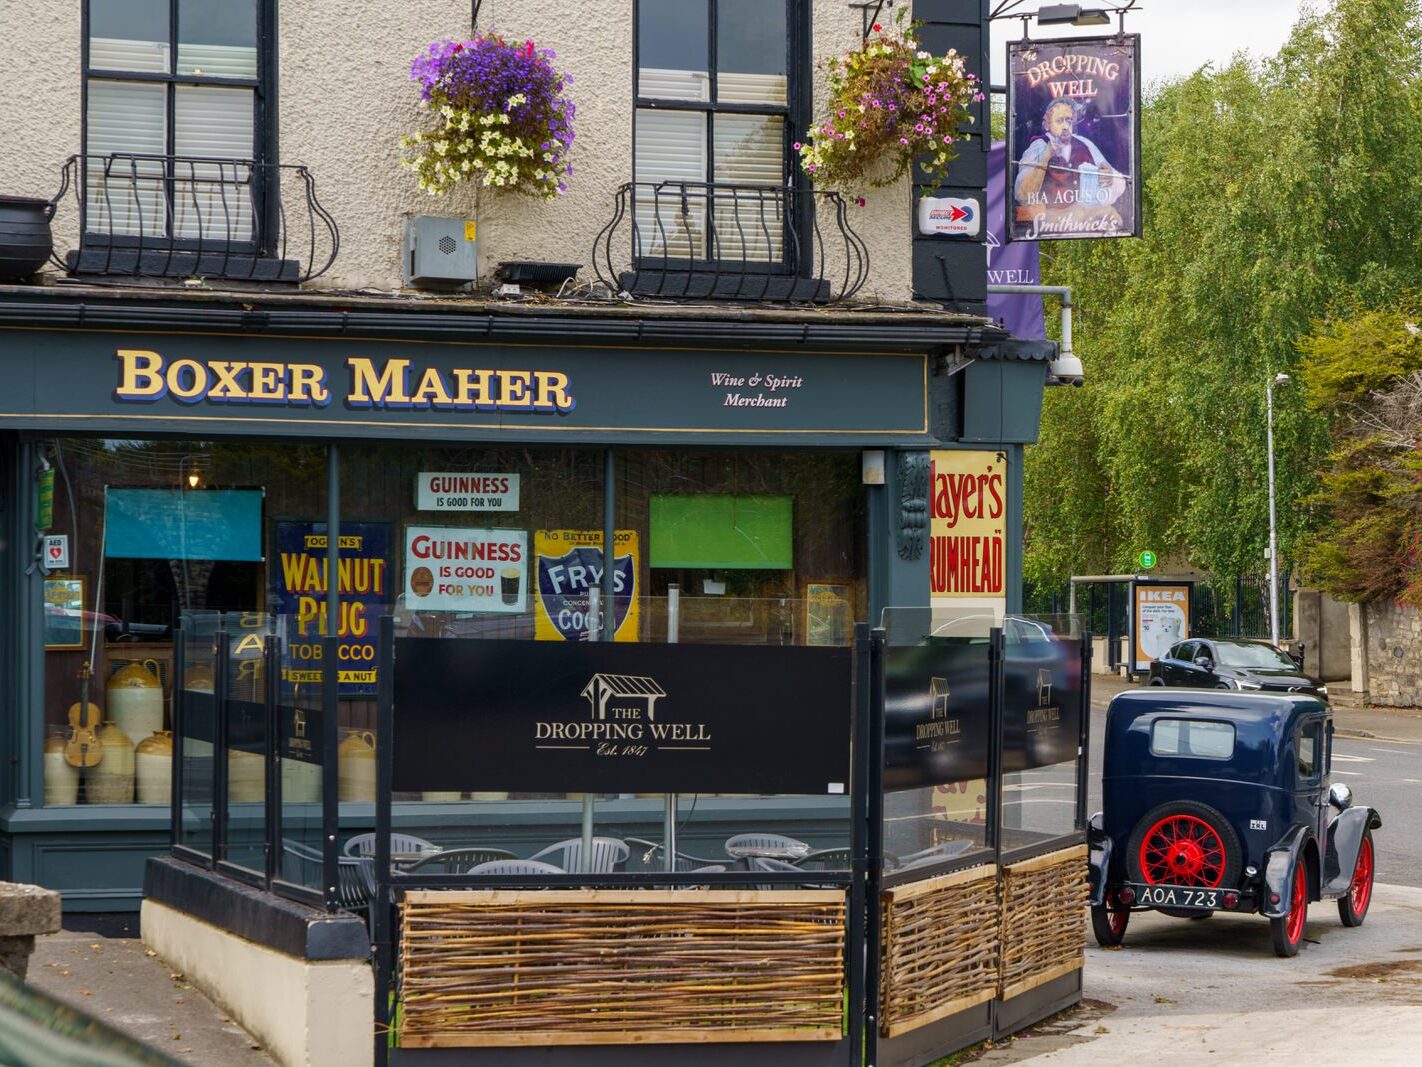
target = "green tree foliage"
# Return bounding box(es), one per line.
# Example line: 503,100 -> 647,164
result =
1299,303 -> 1422,601
1024,0 -> 1422,589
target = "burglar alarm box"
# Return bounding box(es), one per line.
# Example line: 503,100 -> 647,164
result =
403,216 -> 478,288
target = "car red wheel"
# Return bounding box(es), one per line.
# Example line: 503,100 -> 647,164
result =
1091,892 -> 1130,947
1125,801 -> 1243,900
1270,857 -> 1308,956
1338,829 -> 1374,927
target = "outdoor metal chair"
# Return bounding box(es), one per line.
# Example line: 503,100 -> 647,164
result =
401,847 -> 517,874
626,836 -> 726,872
529,836 -> 630,873
282,839 -> 374,920
897,838 -> 976,870
723,833 -> 812,861
794,847 -> 852,870
467,859 -> 565,876
342,832 -> 436,859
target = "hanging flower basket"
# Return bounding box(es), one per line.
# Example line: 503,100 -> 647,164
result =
796,21 -> 982,195
402,33 -> 576,200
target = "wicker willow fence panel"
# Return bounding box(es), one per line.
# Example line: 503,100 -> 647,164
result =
879,864 -> 998,1038
398,889 -> 847,1047
998,844 -> 1088,1000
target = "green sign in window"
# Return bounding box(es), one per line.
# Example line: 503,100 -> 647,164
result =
649,494 -> 793,570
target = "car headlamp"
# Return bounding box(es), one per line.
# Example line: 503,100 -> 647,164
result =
1236,679 -> 1263,690
1319,685 -> 1329,698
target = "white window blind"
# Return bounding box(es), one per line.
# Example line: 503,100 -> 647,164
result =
85,80 -> 166,237
90,35 -> 169,73
174,86 -> 255,241
716,72 -> 787,106
177,42 -> 258,79
635,109 -> 708,259
638,67 -> 710,102
713,115 -> 784,261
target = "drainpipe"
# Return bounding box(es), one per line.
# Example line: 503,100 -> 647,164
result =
986,284 -> 1083,386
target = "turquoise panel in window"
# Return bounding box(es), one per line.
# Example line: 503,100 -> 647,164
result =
104,488 -> 263,561
649,494 -> 792,569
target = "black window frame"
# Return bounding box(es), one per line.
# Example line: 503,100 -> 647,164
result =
631,0 -> 811,273
80,0 -> 280,255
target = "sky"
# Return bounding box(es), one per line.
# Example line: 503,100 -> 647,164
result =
988,1 -> 1314,88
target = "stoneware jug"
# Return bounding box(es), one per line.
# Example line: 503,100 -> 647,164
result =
107,659 -> 164,745
135,730 -> 173,804
338,730 -> 377,802
87,721 -> 135,804
44,729 -> 79,805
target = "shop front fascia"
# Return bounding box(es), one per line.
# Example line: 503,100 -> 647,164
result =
0,286 -> 1048,908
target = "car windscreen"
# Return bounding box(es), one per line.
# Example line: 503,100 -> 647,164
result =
1150,718 -> 1235,760
1212,642 -> 1296,670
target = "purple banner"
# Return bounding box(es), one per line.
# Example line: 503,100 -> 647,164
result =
987,142 -> 1045,340
1007,36 -> 1140,241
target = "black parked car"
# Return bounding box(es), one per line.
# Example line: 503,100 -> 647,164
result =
1147,637 -> 1327,700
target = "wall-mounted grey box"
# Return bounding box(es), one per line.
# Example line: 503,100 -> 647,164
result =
403,216 -> 477,288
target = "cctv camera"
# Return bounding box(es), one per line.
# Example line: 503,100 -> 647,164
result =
1048,352 -> 1084,387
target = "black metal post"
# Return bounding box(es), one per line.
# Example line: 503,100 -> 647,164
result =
373,618 -> 394,1067
264,628 -> 280,889
863,626 -> 887,1066
321,443 -> 341,910
1076,632 -> 1093,830
847,623 -> 871,1067
212,617 -> 229,865
170,623 -> 186,854
1233,575 -> 1243,637
987,627 -> 1005,858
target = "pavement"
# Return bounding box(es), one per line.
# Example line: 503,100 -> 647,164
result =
25,928 -> 274,1065
978,882 -> 1422,1065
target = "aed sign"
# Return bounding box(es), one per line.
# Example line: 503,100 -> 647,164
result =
43,534 -> 69,570
1138,549 -> 1157,570
416,472 -> 519,512
917,196 -> 983,238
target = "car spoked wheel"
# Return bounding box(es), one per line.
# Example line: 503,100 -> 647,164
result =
1125,801 -> 1243,913
1090,891 -> 1130,947
1271,857 -> 1309,957
1338,829 -> 1374,927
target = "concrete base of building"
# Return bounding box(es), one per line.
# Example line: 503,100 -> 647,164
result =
141,899 -> 373,1067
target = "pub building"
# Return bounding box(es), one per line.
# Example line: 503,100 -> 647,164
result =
0,2 -> 1072,1062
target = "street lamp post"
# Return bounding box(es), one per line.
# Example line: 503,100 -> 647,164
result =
1266,372 -> 1290,648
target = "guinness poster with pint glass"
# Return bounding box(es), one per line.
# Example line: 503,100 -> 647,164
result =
1007,35 -> 1140,241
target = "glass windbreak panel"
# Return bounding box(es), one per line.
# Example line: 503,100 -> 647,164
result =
176,613 -> 219,854
387,597 -> 855,878
222,612 -> 270,874
89,0 -> 170,72
1001,614 -> 1085,851
276,617 -> 326,893
177,0 -> 258,78
716,0 -> 787,105
638,0 -> 709,101
879,607 -> 993,875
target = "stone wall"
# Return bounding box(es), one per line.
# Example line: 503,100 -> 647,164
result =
1362,599 -> 1422,707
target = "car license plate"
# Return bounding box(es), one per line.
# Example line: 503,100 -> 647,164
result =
1130,883 -> 1222,910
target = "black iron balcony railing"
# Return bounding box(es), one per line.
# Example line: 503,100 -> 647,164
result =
50,153 -> 339,284
593,181 -> 868,303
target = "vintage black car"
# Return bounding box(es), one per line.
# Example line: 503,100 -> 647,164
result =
1147,637 -> 1327,699
1088,690 -> 1379,957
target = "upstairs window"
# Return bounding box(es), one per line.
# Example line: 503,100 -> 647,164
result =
634,0 -> 796,263
84,0 -> 268,244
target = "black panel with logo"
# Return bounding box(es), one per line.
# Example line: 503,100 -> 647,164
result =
882,640 -> 992,792
391,638 -> 853,795
1002,636 -> 1083,771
